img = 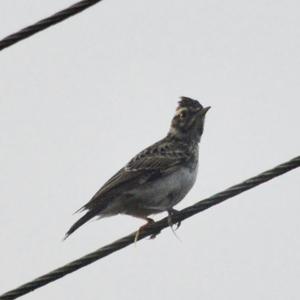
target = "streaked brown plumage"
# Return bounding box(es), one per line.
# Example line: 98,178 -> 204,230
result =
65,97 -> 210,239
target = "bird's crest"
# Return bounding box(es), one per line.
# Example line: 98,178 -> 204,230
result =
178,96 -> 203,111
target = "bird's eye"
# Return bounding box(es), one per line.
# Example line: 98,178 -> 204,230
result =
179,111 -> 187,119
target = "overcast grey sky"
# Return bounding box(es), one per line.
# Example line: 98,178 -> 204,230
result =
1,1 -> 300,299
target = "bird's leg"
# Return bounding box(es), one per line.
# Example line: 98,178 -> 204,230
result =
167,208 -> 181,230
167,208 -> 181,241
134,217 -> 155,243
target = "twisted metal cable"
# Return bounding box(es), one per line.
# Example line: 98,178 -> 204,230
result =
0,0 -> 104,52
0,156 -> 299,300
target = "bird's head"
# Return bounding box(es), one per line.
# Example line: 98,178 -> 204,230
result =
168,96 -> 210,143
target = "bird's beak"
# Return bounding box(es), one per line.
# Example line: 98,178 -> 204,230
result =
198,106 -> 211,117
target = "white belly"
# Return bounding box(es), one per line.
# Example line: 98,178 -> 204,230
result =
134,163 -> 198,211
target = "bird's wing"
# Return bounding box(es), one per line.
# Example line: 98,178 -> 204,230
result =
82,140 -> 189,211
65,141 -> 190,238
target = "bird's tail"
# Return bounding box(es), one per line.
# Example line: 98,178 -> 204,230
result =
64,210 -> 97,240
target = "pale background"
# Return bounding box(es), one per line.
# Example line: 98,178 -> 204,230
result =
0,1 -> 300,299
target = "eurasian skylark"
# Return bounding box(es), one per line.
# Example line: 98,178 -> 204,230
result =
65,97 -> 210,239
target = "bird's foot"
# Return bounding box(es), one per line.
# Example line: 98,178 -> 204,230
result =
167,209 -> 181,241
167,208 -> 181,230
134,218 -> 156,243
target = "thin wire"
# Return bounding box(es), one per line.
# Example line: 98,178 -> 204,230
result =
0,155 -> 299,300
0,0 -> 104,52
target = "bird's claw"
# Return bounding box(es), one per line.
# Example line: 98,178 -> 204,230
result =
149,230 -> 161,239
167,209 -> 181,230
134,218 -> 160,243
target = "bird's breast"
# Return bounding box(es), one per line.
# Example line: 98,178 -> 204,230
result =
166,163 -> 198,202
127,162 -> 199,212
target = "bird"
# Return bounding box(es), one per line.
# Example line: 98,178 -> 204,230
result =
64,97 -> 210,239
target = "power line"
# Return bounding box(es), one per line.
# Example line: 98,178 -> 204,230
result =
0,0 -> 104,52
0,155 -> 299,300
